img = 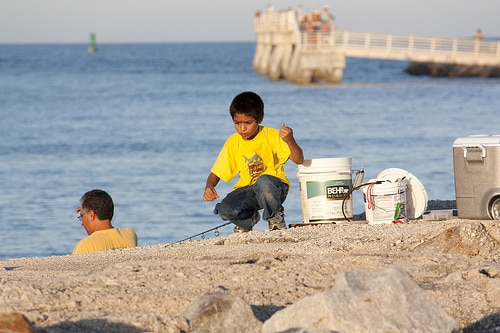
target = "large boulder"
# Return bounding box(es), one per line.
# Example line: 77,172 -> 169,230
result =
262,267 -> 461,333
0,310 -> 35,333
181,292 -> 262,333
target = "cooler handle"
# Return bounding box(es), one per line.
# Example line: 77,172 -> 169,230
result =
462,145 -> 486,161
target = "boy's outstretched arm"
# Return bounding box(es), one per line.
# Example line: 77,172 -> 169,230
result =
280,125 -> 304,164
204,172 -> 220,201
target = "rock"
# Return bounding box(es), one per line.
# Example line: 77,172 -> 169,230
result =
426,199 -> 456,210
405,62 -> 500,78
181,292 -> 262,333
485,279 -> 500,308
413,222 -> 499,256
262,267 -> 461,333
0,311 -> 35,333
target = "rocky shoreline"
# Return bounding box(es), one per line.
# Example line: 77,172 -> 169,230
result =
1,201 -> 499,332
405,62 -> 500,78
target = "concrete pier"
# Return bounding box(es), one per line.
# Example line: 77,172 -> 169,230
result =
253,10 -> 345,84
254,9 -> 500,84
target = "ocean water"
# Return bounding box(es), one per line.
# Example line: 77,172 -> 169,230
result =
0,42 -> 498,260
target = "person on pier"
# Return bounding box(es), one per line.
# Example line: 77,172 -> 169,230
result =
320,5 -> 335,32
473,29 -> 483,41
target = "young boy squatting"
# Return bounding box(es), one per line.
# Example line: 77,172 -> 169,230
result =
203,91 -> 304,232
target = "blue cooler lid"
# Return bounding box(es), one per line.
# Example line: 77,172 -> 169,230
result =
377,168 -> 428,219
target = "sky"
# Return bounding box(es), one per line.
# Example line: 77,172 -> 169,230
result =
1,0 -> 499,44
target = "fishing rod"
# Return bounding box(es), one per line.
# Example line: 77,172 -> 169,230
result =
167,221 -> 232,246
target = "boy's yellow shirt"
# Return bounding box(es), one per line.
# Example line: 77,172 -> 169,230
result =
211,126 -> 291,189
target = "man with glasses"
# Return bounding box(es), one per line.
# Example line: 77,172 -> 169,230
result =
73,189 -> 137,254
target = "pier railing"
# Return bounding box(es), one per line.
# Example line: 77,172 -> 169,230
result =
254,11 -> 297,33
303,30 -> 500,66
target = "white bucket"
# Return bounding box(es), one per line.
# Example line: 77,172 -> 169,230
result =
297,157 -> 353,223
362,178 -> 407,224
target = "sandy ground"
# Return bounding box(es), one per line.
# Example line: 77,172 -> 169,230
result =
1,217 -> 499,332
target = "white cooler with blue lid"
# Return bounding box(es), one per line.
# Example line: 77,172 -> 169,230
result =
453,134 -> 500,220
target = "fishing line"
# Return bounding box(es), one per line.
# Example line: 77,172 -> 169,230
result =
167,221 -> 232,246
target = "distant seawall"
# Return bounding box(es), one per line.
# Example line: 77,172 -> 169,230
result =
406,62 -> 500,78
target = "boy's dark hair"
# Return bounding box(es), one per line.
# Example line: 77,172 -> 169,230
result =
80,189 -> 114,221
229,91 -> 264,122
